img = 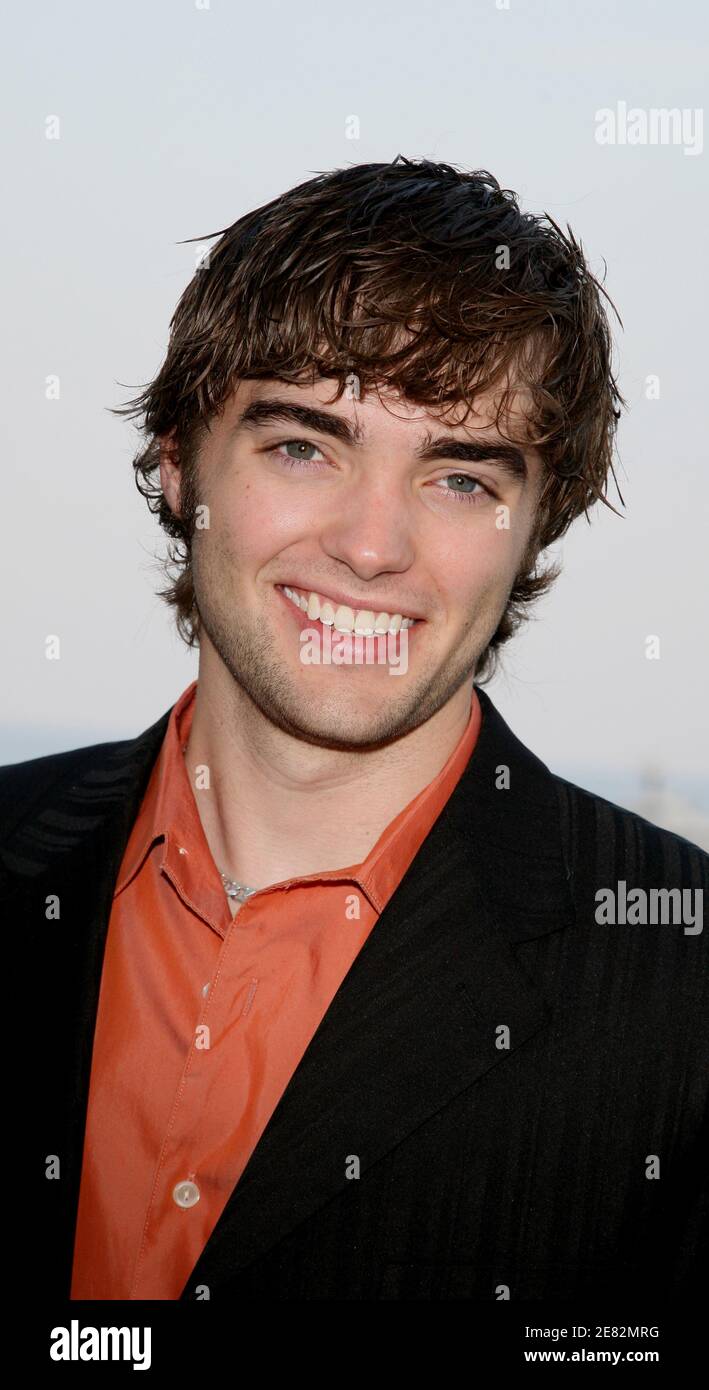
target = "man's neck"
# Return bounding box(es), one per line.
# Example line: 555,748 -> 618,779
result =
182,660 -> 475,893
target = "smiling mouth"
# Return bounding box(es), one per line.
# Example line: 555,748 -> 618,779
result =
276,583 -> 421,636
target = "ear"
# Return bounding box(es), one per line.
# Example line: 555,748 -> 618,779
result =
158,428 -> 182,518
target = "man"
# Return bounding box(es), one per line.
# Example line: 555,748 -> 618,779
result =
2,158 -> 706,1302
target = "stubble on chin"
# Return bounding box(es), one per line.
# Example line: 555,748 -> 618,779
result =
194,588 -> 485,754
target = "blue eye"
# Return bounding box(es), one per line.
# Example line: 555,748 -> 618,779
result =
272,439 -> 326,466
446,474 -> 478,494
435,474 -> 490,505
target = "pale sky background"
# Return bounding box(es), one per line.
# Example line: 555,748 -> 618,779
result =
3,0 -> 708,834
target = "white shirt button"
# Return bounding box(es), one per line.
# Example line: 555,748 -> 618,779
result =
202,982 -> 210,997
173,1179 -> 200,1208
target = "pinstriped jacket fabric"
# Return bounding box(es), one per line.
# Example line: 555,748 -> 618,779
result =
1,686 -> 707,1301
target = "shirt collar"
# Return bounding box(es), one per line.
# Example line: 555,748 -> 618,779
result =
114,677 -> 481,916
344,687 -> 481,911
113,679 -> 206,894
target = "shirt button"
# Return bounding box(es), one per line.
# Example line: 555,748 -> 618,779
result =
173,1179 -> 200,1208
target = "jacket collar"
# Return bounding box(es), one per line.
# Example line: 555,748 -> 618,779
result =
2,683 -> 575,1296
444,684 -> 575,944
2,685 -> 572,941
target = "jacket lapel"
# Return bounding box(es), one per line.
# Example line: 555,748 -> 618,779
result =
1,686 -> 575,1300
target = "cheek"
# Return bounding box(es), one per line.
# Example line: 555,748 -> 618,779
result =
235,472 -> 318,542
208,475 -> 296,563
452,520 -> 522,597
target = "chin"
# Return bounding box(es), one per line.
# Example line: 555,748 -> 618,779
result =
297,690 -> 391,731
269,682 -> 416,749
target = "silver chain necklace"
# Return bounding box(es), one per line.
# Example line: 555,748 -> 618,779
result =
219,870 -> 258,904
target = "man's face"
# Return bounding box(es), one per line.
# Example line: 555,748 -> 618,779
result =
160,376 -> 544,749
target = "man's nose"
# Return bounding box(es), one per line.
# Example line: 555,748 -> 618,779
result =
317,475 -> 416,580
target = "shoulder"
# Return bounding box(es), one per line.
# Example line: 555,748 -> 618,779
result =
551,771 -> 709,888
0,738 -> 133,845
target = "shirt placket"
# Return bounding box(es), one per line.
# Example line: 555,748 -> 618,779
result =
130,907 -> 255,1298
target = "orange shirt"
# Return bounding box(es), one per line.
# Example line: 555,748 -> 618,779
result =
70,678 -> 481,1300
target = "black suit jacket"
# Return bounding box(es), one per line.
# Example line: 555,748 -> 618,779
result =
2,686 -> 707,1302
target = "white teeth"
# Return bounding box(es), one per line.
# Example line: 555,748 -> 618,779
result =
333,605 -> 355,633
353,609 -> 375,636
281,586 -> 418,634
285,588 -> 307,610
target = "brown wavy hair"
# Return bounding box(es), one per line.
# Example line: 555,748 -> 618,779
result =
111,155 -> 625,682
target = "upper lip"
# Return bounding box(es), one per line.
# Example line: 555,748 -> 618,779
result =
277,582 -> 424,621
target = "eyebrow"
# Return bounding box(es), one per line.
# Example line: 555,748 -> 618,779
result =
233,398 -> 529,481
